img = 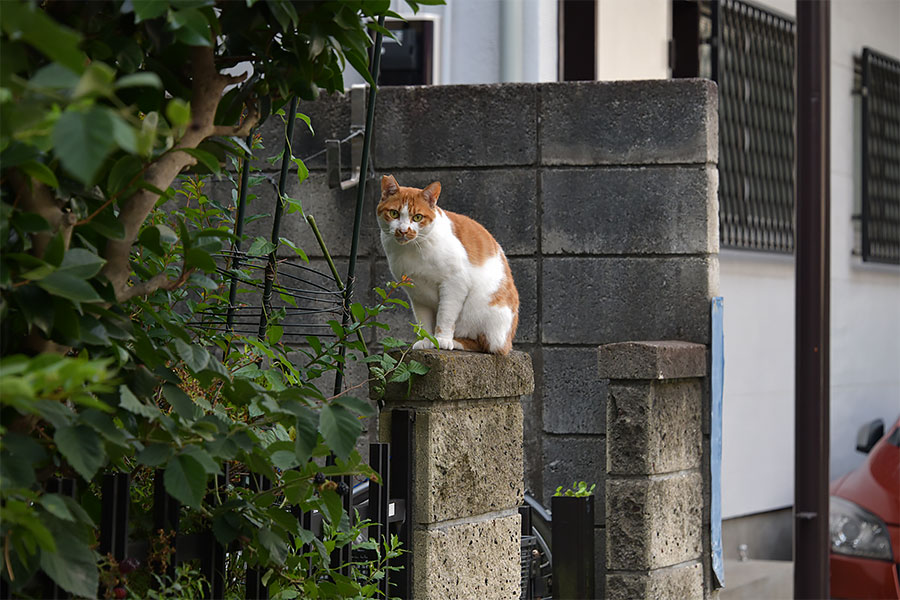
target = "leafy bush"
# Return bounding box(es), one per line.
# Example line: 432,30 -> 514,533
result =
0,0 -> 441,597
553,481 -> 597,498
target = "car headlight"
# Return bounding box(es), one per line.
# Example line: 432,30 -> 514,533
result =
830,496 -> 893,561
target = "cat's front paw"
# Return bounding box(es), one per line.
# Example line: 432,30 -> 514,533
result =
435,336 -> 456,350
412,339 -> 437,350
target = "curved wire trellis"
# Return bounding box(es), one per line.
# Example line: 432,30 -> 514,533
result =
192,20 -> 386,354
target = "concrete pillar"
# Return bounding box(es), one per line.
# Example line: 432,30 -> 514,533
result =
600,341 -> 708,600
380,349 -> 534,600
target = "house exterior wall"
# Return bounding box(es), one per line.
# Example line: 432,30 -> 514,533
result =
719,0 -> 900,519
331,0 -> 900,529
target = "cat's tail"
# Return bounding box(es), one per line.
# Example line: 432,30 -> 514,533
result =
453,336 -> 488,353
454,334 -> 513,356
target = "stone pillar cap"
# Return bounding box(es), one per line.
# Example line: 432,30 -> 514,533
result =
598,341 -> 707,380
383,350 -> 534,402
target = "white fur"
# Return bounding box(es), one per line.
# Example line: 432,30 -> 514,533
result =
378,208 -> 514,352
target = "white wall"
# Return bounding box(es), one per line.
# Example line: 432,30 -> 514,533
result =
596,0 -> 671,80
721,0 -> 900,518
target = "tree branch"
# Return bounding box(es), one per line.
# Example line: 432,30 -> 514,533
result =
10,170 -> 75,258
118,264 -> 196,302
101,46 -> 248,302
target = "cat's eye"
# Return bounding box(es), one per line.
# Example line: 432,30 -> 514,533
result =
387,209 -> 399,219
413,214 -> 424,222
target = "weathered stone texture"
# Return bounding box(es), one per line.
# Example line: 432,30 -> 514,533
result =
413,514 -> 521,600
607,380 -> 703,475
375,84 -> 537,168
606,561 -> 705,600
598,341 -> 708,381
383,350 -> 534,402
542,347 -> 608,435
540,79 -> 718,166
542,257 -> 717,345
606,472 -> 703,570
541,166 -> 719,255
415,400 -> 524,523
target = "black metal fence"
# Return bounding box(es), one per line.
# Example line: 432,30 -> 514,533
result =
860,47 -> 900,265
39,434 -> 412,600
714,0 -> 796,253
673,0 -> 796,253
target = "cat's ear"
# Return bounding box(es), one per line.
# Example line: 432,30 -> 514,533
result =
381,175 -> 399,198
423,182 -> 441,208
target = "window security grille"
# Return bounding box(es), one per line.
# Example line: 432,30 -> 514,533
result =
713,0 -> 796,253
860,48 -> 900,265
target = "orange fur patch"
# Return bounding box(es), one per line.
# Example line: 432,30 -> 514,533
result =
446,211 -> 499,266
490,257 -> 519,354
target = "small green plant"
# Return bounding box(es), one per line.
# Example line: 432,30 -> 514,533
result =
554,481 -> 596,498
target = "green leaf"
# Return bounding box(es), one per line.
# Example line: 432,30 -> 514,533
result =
295,112 -> 314,135
1,2 -> 86,74
39,523 -> 98,598
73,62 -> 115,99
258,527 -> 287,564
54,425 -> 105,481
40,494 -> 75,522
174,338 -> 210,372
293,156 -> 308,184
181,445 -> 221,475
185,247 -> 217,272
163,384 -> 200,421
349,302 -> 366,323
167,98 -> 192,128
319,404 -> 362,460
111,113 -> 139,154
168,8 -> 212,47
106,154 -> 144,197
30,63 -> 81,89
247,236 -> 276,257
115,72 -> 163,89
332,395 -> 375,417
20,160 -> 59,188
36,272 -> 102,303
119,384 -> 160,419
137,444 -> 173,467
58,248 -> 106,279
132,0 -> 171,22
293,407 -> 318,465
52,107 -> 117,185
164,453 -> 207,508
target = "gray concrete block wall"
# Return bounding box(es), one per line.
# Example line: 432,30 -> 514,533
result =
245,79 -> 718,597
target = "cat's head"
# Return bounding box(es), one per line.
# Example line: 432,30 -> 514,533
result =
376,175 -> 441,245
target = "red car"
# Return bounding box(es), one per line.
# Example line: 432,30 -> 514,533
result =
830,417 -> 900,599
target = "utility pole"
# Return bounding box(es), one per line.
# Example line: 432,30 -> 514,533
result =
794,1 -> 831,598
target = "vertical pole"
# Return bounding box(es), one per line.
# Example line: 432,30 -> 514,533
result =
332,15 -> 386,397
227,134 -> 253,332
551,495 -> 595,599
258,96 -> 299,339
794,1 -> 830,598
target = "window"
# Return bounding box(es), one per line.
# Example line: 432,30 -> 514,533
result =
859,48 -> 900,265
673,0 -> 795,253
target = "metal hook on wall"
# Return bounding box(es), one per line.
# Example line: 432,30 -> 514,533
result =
326,84 -> 368,190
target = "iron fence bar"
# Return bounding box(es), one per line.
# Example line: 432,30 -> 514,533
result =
332,15 -> 385,398
99,472 -> 130,561
389,409 -> 413,599
258,96 -> 300,339
227,134 -> 253,333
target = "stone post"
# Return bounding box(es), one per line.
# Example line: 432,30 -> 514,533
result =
599,341 -> 708,599
380,349 -> 534,600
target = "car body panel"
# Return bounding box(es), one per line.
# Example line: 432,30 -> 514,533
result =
830,418 -> 900,599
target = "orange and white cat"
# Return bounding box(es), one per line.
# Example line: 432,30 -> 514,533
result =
377,174 -> 519,355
